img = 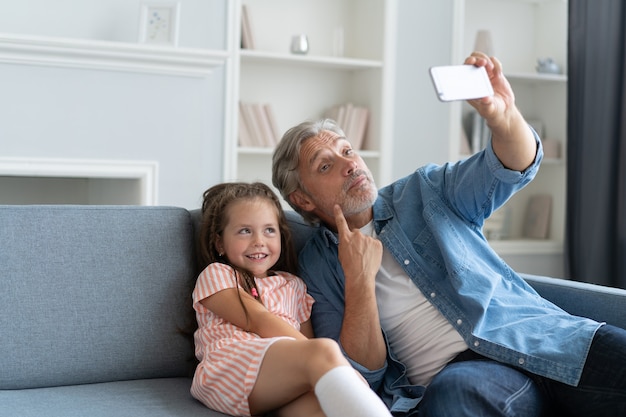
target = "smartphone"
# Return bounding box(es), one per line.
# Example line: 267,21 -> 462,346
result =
429,65 -> 494,102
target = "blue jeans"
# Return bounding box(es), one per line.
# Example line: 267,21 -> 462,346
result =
418,324 -> 626,417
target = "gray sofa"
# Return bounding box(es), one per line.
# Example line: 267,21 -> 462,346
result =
1,205 -> 625,417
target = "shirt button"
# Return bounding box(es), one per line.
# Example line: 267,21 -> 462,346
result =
430,292 -> 436,298
473,341 -> 480,347
518,358 -> 525,365
456,319 -> 463,326
404,259 -> 410,265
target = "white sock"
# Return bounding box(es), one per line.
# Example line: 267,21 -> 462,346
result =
314,366 -> 392,417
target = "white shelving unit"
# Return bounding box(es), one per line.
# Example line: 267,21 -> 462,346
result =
224,0 -> 396,193
457,0 -> 568,274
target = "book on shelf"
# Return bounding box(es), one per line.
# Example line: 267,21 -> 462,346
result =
339,102 -> 354,142
239,102 -> 262,147
349,106 -> 369,151
241,5 -> 255,50
263,104 -> 281,143
252,103 -> 275,147
523,194 -> 552,239
237,104 -> 254,147
238,101 -> 279,148
324,103 -> 369,150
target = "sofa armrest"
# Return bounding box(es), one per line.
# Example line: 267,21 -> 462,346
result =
521,273 -> 626,330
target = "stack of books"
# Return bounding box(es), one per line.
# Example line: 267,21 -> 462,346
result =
324,103 -> 370,150
238,102 -> 281,148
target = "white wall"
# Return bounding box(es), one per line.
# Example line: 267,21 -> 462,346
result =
0,0 -> 226,49
391,0 -> 457,181
0,0 -> 229,209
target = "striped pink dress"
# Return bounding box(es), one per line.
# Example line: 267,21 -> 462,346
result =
190,262 -> 315,416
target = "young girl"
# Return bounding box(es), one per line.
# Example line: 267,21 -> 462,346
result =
191,182 -> 392,417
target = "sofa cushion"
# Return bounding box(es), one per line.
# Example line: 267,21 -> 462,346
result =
0,378 -> 229,417
0,206 -> 198,389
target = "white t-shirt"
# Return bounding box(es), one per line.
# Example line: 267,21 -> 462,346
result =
361,221 -> 468,386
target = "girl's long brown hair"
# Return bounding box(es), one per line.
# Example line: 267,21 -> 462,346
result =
198,182 -> 298,326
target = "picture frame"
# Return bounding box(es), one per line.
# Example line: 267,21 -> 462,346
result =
138,2 -> 181,46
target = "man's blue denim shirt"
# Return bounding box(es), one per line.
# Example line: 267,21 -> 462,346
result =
297,137 -> 602,415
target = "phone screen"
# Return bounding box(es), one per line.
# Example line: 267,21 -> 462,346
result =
429,65 -> 494,102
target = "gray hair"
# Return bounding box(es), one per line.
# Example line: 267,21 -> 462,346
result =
272,119 -> 345,224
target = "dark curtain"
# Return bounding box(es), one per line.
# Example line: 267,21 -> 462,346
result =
567,0 -> 626,289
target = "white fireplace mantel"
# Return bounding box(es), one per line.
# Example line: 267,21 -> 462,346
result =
0,157 -> 158,205
0,33 -> 228,77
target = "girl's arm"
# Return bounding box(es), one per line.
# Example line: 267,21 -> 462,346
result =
200,288 -> 308,340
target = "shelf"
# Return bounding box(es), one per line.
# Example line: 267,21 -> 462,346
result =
508,0 -> 567,3
488,239 -> 563,255
240,49 -> 383,70
238,146 -> 274,155
237,147 -> 381,158
506,72 -> 567,83
541,157 -> 565,165
355,149 -> 382,158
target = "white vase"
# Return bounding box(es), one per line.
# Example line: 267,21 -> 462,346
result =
474,30 -> 494,56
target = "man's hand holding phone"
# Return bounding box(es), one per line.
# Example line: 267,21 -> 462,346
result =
429,64 -> 494,102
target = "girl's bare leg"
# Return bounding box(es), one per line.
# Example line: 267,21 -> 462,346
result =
273,391 -> 325,417
248,338 -> 345,415
249,337 -> 392,417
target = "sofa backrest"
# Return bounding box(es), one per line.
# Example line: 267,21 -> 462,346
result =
0,205 -> 198,390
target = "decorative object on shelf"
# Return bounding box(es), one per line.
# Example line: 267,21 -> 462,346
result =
523,194 -> 552,239
541,138 -> 561,159
238,101 -> 280,148
536,58 -> 561,74
290,34 -> 309,54
465,110 -> 489,154
473,29 -> 494,56
138,2 -> 181,46
241,4 -> 256,49
459,126 -> 471,155
324,103 -> 369,150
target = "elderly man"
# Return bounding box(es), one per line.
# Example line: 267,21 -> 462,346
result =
271,52 -> 626,417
